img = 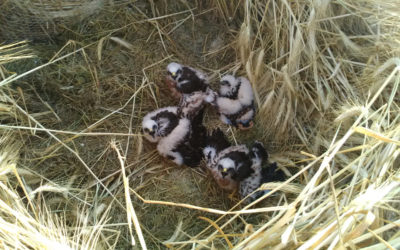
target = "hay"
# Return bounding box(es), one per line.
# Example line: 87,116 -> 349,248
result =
0,0 -> 399,249
0,0 -> 105,42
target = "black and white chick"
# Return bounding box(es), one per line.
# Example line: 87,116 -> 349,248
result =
204,131 -> 254,192
142,106 -> 206,167
205,138 -> 285,202
166,62 -> 216,119
167,62 -> 209,95
142,106 -> 179,143
216,74 -> 256,130
239,141 -> 286,203
203,129 -> 231,169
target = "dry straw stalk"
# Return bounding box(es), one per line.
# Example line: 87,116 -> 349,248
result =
0,0 -> 399,249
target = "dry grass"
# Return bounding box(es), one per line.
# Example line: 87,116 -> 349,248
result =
0,0 -> 399,249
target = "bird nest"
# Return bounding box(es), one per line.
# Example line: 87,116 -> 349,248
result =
0,0 -> 399,249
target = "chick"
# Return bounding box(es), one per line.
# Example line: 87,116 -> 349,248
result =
166,62 -> 216,119
239,141 -> 286,202
204,131 -> 254,192
216,74 -> 255,130
166,62 -> 209,94
142,106 -> 206,167
142,106 -> 179,143
203,129 -> 231,168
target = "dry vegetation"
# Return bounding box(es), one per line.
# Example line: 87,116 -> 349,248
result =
0,0 -> 399,249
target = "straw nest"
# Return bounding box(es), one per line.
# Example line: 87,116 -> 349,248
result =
0,0 -> 399,249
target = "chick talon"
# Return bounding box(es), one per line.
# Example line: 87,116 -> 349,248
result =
228,189 -> 237,201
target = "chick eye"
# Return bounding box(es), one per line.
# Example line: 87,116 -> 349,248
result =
220,80 -> 229,86
152,124 -> 157,130
177,69 -> 182,74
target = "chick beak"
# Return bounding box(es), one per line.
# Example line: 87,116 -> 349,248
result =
171,72 -> 176,77
148,128 -> 155,137
221,168 -> 228,177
